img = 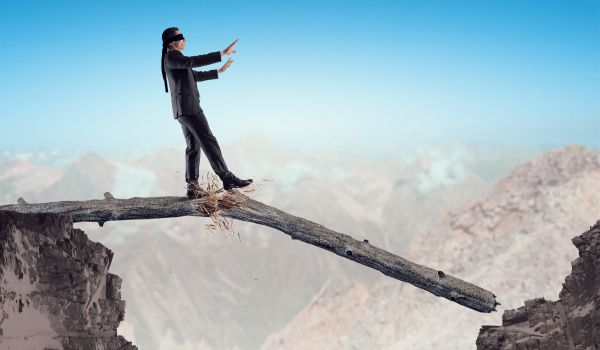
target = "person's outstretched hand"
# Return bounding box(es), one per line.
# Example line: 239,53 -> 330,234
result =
218,58 -> 234,74
221,38 -> 239,56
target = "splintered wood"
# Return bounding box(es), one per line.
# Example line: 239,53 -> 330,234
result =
194,172 -> 266,235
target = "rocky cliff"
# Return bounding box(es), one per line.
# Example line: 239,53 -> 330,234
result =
476,220 -> 600,349
0,210 -> 136,350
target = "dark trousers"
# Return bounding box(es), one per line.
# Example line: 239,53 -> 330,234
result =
177,108 -> 230,183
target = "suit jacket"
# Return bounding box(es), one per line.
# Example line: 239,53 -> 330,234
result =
165,49 -> 222,119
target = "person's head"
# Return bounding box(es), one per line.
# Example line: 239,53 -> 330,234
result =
162,27 -> 186,51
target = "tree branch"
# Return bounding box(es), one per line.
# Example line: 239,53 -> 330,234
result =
0,191 -> 499,313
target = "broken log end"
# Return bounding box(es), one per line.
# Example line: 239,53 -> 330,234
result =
17,197 -> 27,205
104,192 -> 115,200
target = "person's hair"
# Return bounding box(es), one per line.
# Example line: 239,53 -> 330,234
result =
161,26 -> 181,93
162,27 -> 180,49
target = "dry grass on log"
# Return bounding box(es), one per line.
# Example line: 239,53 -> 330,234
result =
193,172 -> 270,238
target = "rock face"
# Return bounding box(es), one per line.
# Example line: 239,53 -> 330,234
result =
476,220 -> 600,349
0,211 -> 136,350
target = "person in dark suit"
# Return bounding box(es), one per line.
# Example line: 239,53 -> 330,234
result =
161,27 -> 252,199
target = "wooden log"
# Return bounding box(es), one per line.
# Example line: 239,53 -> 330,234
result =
0,191 -> 499,313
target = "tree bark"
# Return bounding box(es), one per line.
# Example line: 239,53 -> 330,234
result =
0,191 -> 499,313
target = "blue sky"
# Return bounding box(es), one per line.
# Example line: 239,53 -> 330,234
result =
1,0 -> 599,156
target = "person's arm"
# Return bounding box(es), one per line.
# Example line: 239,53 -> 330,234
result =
165,50 -> 222,69
192,69 -> 219,82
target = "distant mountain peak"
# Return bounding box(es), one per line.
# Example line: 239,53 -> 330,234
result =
491,144 -> 600,196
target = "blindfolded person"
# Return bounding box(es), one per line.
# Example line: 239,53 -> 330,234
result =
161,27 -> 252,198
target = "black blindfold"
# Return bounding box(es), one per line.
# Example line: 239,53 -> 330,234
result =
163,33 -> 185,47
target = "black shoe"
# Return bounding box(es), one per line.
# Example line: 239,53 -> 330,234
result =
186,180 -> 208,199
222,172 -> 253,190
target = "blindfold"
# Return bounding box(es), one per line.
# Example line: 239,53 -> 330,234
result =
163,33 -> 185,47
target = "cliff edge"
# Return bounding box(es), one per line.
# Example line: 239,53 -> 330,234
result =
476,219 -> 600,349
0,210 -> 136,350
